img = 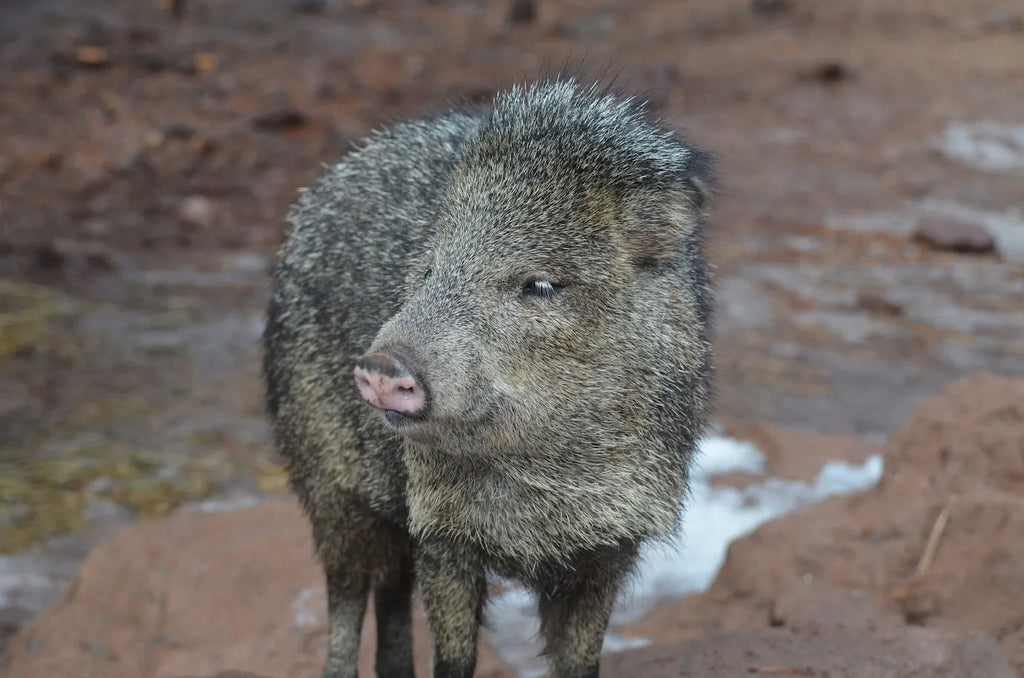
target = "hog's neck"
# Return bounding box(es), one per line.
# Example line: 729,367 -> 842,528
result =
402,440 -> 685,569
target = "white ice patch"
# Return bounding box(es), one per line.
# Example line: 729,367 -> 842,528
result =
292,586 -> 319,629
940,121 -> 1024,174
0,556 -> 57,611
484,435 -> 884,677
176,490 -> 265,514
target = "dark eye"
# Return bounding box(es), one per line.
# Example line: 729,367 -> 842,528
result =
423,267 -> 432,280
521,279 -> 560,300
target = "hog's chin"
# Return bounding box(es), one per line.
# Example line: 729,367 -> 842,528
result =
383,409 -> 418,427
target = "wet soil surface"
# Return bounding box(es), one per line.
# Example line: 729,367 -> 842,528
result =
1,0 -> 1023,662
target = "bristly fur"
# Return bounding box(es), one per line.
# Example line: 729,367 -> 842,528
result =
263,77 -> 716,678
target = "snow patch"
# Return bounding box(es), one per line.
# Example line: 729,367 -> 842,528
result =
940,121 -> 1024,174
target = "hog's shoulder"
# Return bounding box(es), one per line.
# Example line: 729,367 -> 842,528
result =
289,111 -> 481,242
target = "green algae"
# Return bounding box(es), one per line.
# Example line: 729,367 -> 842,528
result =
0,280 -> 85,360
256,459 -> 290,494
0,444 -> 229,554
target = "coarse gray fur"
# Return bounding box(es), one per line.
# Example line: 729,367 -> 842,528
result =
262,78 -> 716,678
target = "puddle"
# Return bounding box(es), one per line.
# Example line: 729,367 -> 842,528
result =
484,435 -> 883,677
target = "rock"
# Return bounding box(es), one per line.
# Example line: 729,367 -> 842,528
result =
980,8 -> 1023,34
3,500 -> 514,678
251,109 -> 309,132
176,196 -> 218,231
33,239 -> 118,271
79,219 -> 111,238
507,0 -> 537,24
73,46 -> 110,69
804,60 -> 852,85
293,0 -> 327,14
169,0 -> 187,20
855,291 -> 904,317
751,0 -> 793,16
604,628 -> 1017,678
912,216 -> 995,255
624,374 -> 1024,674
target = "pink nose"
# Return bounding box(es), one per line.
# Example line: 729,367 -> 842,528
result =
353,350 -> 428,417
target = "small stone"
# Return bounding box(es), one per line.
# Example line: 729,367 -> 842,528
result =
294,0 -> 327,13
34,239 -> 117,270
176,195 -> 217,231
192,52 -> 217,74
169,0 -> 187,19
74,46 -> 109,68
901,590 -> 941,626
80,219 -> 111,238
807,60 -> 852,85
912,216 -> 995,255
508,0 -> 537,24
251,108 -> 309,131
855,292 -> 903,317
980,8 -> 1023,33
751,0 -> 793,15
162,123 -> 197,140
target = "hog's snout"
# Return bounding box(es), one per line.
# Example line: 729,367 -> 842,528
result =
354,349 -> 429,420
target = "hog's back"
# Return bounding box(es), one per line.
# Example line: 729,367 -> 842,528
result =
263,112 -> 480,517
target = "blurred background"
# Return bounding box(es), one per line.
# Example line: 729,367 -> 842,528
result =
1,0 -> 1023,675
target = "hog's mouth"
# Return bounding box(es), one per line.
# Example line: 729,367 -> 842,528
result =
377,388 -> 505,440
383,409 -> 424,427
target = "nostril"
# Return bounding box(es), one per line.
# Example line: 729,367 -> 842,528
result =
352,349 -> 429,418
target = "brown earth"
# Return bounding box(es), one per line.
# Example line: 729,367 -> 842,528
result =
5,374 -> 1024,676
2,0 -> 1024,675
603,629 -> 1016,678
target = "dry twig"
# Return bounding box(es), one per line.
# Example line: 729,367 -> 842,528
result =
914,506 -> 950,579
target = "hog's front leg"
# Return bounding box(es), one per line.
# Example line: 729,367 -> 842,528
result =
417,538 -> 487,678
537,543 -> 639,678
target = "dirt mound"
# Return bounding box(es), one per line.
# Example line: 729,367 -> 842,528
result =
884,373 -> 1024,493
626,373 -> 1024,673
1,500 -> 513,678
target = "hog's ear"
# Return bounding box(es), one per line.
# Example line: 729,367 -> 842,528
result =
625,175 -> 712,269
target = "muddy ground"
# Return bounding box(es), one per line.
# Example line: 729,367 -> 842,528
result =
1,0 -> 1023,669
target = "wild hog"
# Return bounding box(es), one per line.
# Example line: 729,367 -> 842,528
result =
263,78 -> 715,678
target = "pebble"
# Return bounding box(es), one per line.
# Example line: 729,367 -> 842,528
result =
912,216 -> 995,255
176,195 -> 217,231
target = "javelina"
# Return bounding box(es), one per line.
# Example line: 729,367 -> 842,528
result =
262,79 -> 715,678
